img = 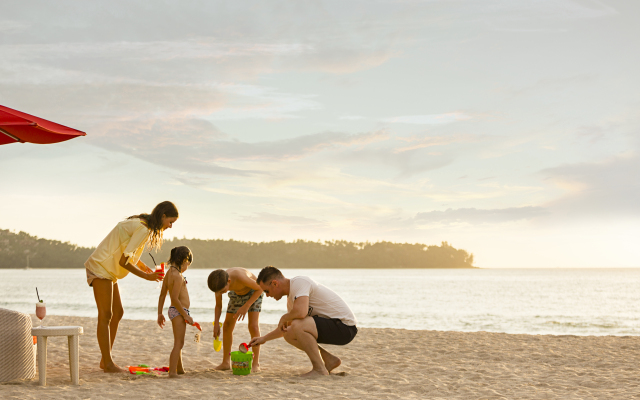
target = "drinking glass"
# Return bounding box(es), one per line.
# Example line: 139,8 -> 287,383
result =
36,302 -> 46,327
155,262 -> 165,289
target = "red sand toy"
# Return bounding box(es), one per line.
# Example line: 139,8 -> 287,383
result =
239,342 -> 252,353
128,365 -> 169,375
187,321 -> 202,343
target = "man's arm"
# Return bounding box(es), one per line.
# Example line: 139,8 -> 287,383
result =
248,297 -> 309,347
277,296 -> 310,331
249,325 -> 285,347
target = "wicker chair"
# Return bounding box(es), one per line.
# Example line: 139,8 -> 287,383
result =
0,308 -> 36,382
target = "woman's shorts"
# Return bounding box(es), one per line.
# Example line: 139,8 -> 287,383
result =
313,316 -> 358,345
227,290 -> 264,313
86,267 -> 114,287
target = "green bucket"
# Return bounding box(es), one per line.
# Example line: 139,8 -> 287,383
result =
230,351 -> 252,375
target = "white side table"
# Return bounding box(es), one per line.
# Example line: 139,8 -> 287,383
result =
31,326 -> 83,386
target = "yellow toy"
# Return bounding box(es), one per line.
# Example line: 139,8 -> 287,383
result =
213,322 -> 222,352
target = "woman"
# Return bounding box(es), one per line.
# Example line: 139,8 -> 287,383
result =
85,201 -> 179,373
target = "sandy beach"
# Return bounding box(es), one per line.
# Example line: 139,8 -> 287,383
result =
2,315 -> 639,399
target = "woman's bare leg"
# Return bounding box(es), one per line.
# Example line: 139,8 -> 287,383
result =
108,283 -> 124,358
214,313 -> 237,370
170,315 -> 186,378
93,279 -> 124,373
247,311 -> 261,372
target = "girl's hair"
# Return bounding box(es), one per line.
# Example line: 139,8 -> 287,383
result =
168,246 -> 193,272
127,201 -> 179,251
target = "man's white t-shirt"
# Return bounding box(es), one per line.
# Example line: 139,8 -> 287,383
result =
286,276 -> 357,327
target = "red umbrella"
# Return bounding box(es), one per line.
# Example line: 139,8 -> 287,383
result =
0,105 -> 86,145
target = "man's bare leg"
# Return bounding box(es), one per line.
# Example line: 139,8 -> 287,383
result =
214,313 -> 236,370
318,346 -> 341,372
92,279 -> 125,373
248,311 -> 261,372
284,317 -> 328,377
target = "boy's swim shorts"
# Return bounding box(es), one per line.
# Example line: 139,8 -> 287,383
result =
227,289 -> 264,314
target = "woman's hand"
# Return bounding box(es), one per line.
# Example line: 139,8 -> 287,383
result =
213,322 -> 221,338
145,271 -> 163,282
157,314 -> 166,329
235,305 -> 250,322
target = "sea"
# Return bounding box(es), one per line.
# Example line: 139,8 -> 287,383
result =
1,268 -> 639,336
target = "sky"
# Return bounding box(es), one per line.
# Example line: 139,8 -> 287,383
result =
1,0 -> 639,268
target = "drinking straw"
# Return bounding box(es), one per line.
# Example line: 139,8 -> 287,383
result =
36,287 -> 41,302
149,253 -> 158,267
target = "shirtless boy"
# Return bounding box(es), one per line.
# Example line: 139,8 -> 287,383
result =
207,268 -> 264,372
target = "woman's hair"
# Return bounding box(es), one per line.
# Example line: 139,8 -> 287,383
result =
207,269 -> 229,293
168,246 -> 193,272
127,201 -> 179,250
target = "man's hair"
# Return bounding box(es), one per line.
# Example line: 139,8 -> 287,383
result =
256,265 -> 284,285
207,269 -> 229,292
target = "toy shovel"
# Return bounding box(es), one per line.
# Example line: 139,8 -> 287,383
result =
213,322 -> 222,352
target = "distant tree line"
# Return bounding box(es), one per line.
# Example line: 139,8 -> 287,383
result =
0,229 -> 94,269
0,229 -> 475,269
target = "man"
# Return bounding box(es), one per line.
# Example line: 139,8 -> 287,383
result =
248,266 -> 358,377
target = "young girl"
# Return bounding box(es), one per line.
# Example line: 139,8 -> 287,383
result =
157,246 -> 194,378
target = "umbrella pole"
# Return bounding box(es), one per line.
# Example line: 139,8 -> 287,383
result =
0,127 -> 21,142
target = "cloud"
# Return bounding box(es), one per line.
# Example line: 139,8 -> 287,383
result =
381,112 -> 471,125
205,84 -> 322,120
0,81 -> 323,123
328,131 -> 492,179
394,133 -> 480,153
415,206 -> 547,224
89,119 -> 390,175
335,145 -> 455,179
0,20 -> 29,33
339,115 -> 366,121
239,212 -> 327,227
195,130 -> 388,162
541,152 -> 640,218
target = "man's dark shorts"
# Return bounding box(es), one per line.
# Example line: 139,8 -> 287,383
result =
312,315 -> 358,345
